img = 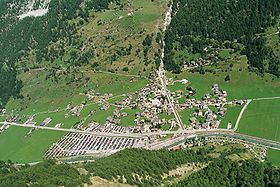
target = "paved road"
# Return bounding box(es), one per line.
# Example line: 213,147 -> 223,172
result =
233,99 -> 252,131
149,131 -> 280,151
1,121 -> 280,151
158,68 -> 185,130
197,132 -> 280,150
0,122 -> 143,138
0,121 -> 230,138
158,2 -> 185,130
252,96 -> 280,101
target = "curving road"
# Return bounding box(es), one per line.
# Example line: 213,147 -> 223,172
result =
233,99 -> 252,131
1,121 -> 280,150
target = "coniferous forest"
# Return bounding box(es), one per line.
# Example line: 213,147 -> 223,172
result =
164,0 -> 280,74
0,0 -> 112,107
0,149 -> 279,187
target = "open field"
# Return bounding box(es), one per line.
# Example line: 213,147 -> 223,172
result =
6,70 -> 86,115
267,149 -> 280,166
120,108 -> 141,127
5,70 -> 147,116
179,108 -> 194,128
159,112 -> 175,121
0,70 -> 148,162
0,126 -> 65,163
168,58 -> 280,101
168,70 -> 280,101
33,111 -> 80,129
237,99 -> 280,142
0,116 -> 5,122
77,0 -> 169,76
161,124 -> 171,131
90,106 -> 116,125
219,105 -> 242,129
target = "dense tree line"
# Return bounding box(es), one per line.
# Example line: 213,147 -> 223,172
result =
164,0 -> 280,75
174,158 -> 280,187
0,160 -> 89,187
0,63 -> 22,108
0,0 -> 114,108
0,160 -> 17,177
85,0 -> 112,11
0,148 -> 279,187
85,148 -> 210,186
143,34 -> 153,65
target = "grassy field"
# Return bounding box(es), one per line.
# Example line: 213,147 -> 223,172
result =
168,61 -> 280,101
237,99 -> 280,141
79,104 -> 117,125
79,0 -> 168,76
161,124 -> 171,131
0,0 -> 167,163
0,126 -> 65,163
6,70 -> 87,115
179,108 -> 194,128
0,116 -> 6,122
169,82 -> 188,101
267,149 -> 280,166
159,112 -> 175,121
5,70 -> 147,116
1,70 -> 148,162
219,105 -> 242,129
33,110 -> 80,129
120,108 -> 141,127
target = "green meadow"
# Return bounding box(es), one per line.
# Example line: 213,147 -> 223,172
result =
168,60 -> 280,101
219,105 -> 242,129
0,116 -> 6,122
33,110 -> 80,129
267,149 -> 280,166
179,108 -> 194,128
5,70 -> 147,117
80,0 -> 168,76
0,70 -> 147,162
159,112 -> 175,121
120,108 -> 141,127
237,99 -> 280,141
0,126 -> 64,163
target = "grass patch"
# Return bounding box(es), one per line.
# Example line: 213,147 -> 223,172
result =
89,106 -> 116,125
267,149 -> 280,166
161,124 -> 171,131
168,62 -> 280,100
0,127 -> 65,163
33,110 -> 80,129
0,116 -> 6,122
219,105 -> 242,129
159,112 -> 175,120
120,108 -> 141,127
237,99 -> 280,141
179,108 -> 194,128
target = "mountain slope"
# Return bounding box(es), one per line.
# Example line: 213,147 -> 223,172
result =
0,0 -> 167,108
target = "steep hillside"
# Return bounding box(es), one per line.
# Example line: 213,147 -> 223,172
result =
0,0 -> 167,107
164,0 -> 280,74
0,147 -> 279,187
